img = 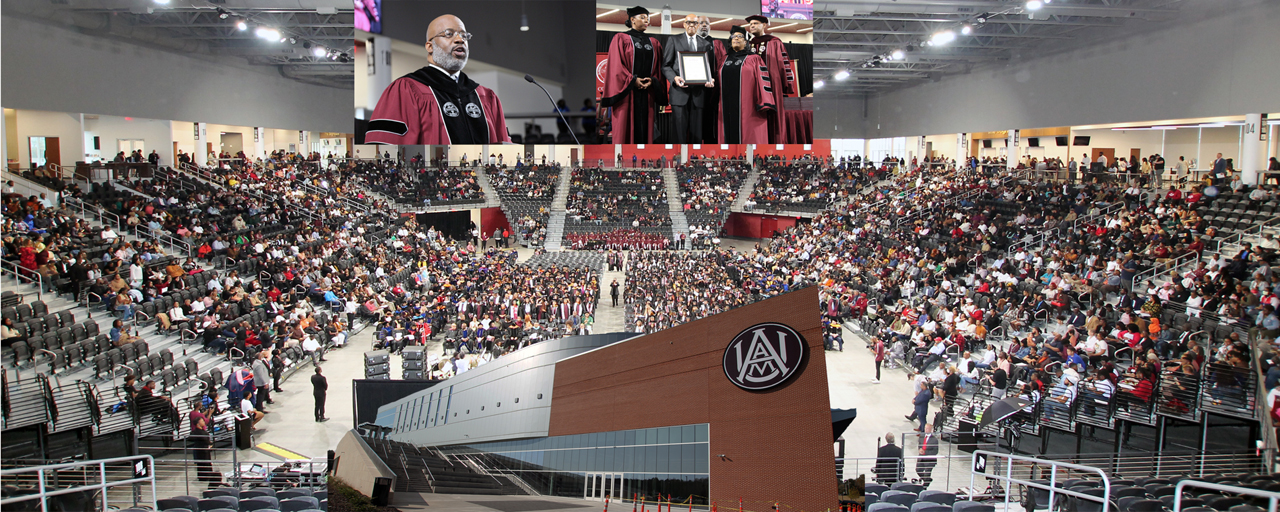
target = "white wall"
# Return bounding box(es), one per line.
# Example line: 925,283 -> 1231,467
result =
817,0 -> 1280,139
13,110 -> 81,170
83,115 -> 173,165
1,16 -> 351,134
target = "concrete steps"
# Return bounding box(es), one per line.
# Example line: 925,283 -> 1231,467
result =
543,168 -> 575,251
663,168 -> 690,248
730,169 -> 762,213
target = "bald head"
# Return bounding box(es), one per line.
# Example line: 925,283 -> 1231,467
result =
682,13 -> 699,36
426,14 -> 469,73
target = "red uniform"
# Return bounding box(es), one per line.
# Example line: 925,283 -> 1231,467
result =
366,66 -> 510,144
602,30 -> 668,143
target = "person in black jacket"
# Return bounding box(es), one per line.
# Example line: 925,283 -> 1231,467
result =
874,432 -> 904,484
271,349 -> 285,393
312,366 -> 328,422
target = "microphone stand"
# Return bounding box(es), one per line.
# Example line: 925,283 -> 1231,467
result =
524,74 -> 582,145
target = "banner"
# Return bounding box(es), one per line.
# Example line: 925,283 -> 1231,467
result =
596,53 -> 608,101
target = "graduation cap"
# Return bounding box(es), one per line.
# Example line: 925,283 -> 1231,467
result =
729,25 -> 747,38
625,6 -> 650,27
745,14 -> 769,24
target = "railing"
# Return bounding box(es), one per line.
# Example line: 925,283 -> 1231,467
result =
0,168 -> 58,197
1174,480 -> 1277,512
1130,250 -> 1200,292
970,450 -> 1111,512
1,259 -> 44,301
0,455 -> 157,512
63,196 -> 122,232
132,224 -> 193,259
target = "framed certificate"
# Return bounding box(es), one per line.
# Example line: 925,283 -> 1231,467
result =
677,51 -> 712,84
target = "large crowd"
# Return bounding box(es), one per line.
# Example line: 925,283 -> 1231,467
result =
566,168 -> 670,228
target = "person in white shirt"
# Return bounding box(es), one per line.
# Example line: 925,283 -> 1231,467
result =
302,335 -> 325,365
240,391 -> 265,426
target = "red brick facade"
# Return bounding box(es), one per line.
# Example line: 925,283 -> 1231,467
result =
549,287 -> 837,512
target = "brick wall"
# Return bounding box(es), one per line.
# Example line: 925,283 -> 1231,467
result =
549,286 -> 837,512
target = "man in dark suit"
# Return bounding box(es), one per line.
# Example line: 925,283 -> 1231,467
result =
662,13 -> 715,144
916,424 -> 939,486
874,432 -> 904,484
312,366 -> 329,422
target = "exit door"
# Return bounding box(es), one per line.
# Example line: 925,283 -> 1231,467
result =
585,472 -> 622,501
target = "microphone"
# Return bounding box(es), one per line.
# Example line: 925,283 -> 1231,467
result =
524,74 -> 581,146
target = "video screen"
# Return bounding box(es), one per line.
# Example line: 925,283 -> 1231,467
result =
761,0 -> 813,20
355,0 -> 381,33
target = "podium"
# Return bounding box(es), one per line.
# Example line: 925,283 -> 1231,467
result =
234,414 -> 254,450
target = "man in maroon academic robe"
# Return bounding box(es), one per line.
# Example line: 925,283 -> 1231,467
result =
365,15 -> 511,144
716,26 -> 774,144
602,6 -> 668,144
745,15 -> 796,144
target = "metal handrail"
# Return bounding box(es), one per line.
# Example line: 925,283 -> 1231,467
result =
0,260 -> 44,301
1130,250 -> 1200,292
1174,480 -> 1277,512
970,449 -> 1112,512
133,224 -> 192,259
0,454 -> 158,512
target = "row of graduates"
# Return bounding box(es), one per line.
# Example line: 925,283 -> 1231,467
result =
602,7 -> 796,145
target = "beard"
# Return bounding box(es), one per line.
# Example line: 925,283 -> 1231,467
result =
698,26 -> 710,37
432,43 -> 468,73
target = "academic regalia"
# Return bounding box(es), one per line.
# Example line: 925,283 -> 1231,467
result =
366,66 -> 511,144
748,34 -> 796,144
602,30 -> 668,143
716,49 -> 774,144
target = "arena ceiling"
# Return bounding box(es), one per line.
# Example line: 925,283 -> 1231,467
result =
813,0 -> 1184,96
2,0 -> 353,89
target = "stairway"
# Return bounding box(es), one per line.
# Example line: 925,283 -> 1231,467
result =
543,168 -> 574,251
663,168 -> 690,248
470,166 -> 505,209
364,437 -> 527,495
730,168 -> 762,213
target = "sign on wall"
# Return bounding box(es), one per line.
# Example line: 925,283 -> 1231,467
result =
723,323 -> 808,391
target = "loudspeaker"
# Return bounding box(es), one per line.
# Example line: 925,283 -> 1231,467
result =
365,362 -> 390,376
1055,136 -> 1069,146
1073,136 -> 1091,146
366,373 -> 391,380
402,346 -> 424,360
982,140 -> 993,149
234,414 -> 254,450
403,370 -> 425,380
1028,137 -> 1040,147
364,350 -> 389,365
402,359 -> 423,370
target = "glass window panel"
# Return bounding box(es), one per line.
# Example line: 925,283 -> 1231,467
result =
644,446 -> 657,473
682,445 -> 696,473
657,427 -> 669,445
695,447 -> 708,474
654,445 -> 670,473
669,426 -> 682,444
696,424 -> 709,443
604,447 -> 615,471
605,431 -> 617,447
682,426 -> 695,445
646,428 -> 657,445
624,430 -> 636,446
594,447 -> 605,472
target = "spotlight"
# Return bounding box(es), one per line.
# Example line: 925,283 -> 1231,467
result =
255,27 -> 281,41
961,24 -> 972,35
814,80 -> 825,89
303,41 -> 312,49
834,70 -> 850,80
1026,1 -> 1043,11
520,13 -> 529,31
976,15 -> 987,23
153,0 -> 169,4
906,44 -> 916,52
235,19 -> 248,31
328,51 -> 338,60
217,8 -> 229,19
931,30 -> 956,45
313,45 -> 326,57
339,53 -> 351,63
891,49 -> 905,60
288,37 -> 298,45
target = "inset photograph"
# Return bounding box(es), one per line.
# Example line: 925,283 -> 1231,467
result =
355,0 -> 596,145
595,2 -> 813,145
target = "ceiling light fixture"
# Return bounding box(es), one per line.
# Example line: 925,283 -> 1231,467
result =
1026,1 -> 1044,11
312,45 -> 326,57
834,70 -> 850,80
255,27 -> 281,41
814,80 -> 825,89
216,8 -> 229,19
891,49 -> 905,60
153,0 -> 169,4
521,13 -> 529,31
235,19 -> 248,31
931,30 -> 956,45
596,8 -> 620,18
961,24 -> 972,35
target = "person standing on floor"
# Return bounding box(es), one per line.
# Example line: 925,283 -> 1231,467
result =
252,351 -> 272,411
871,336 -> 885,383
874,432 -> 904,484
271,349 -> 285,393
916,423 -> 938,487
904,375 -> 931,432
610,279 -> 620,307
312,366 -> 329,422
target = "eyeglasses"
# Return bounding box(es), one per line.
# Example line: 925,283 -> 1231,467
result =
430,29 -> 473,41
730,34 -> 746,40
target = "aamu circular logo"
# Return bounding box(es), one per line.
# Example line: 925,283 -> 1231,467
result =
723,323 -> 807,391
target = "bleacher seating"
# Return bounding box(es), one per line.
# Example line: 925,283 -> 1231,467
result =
565,168 -> 672,239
